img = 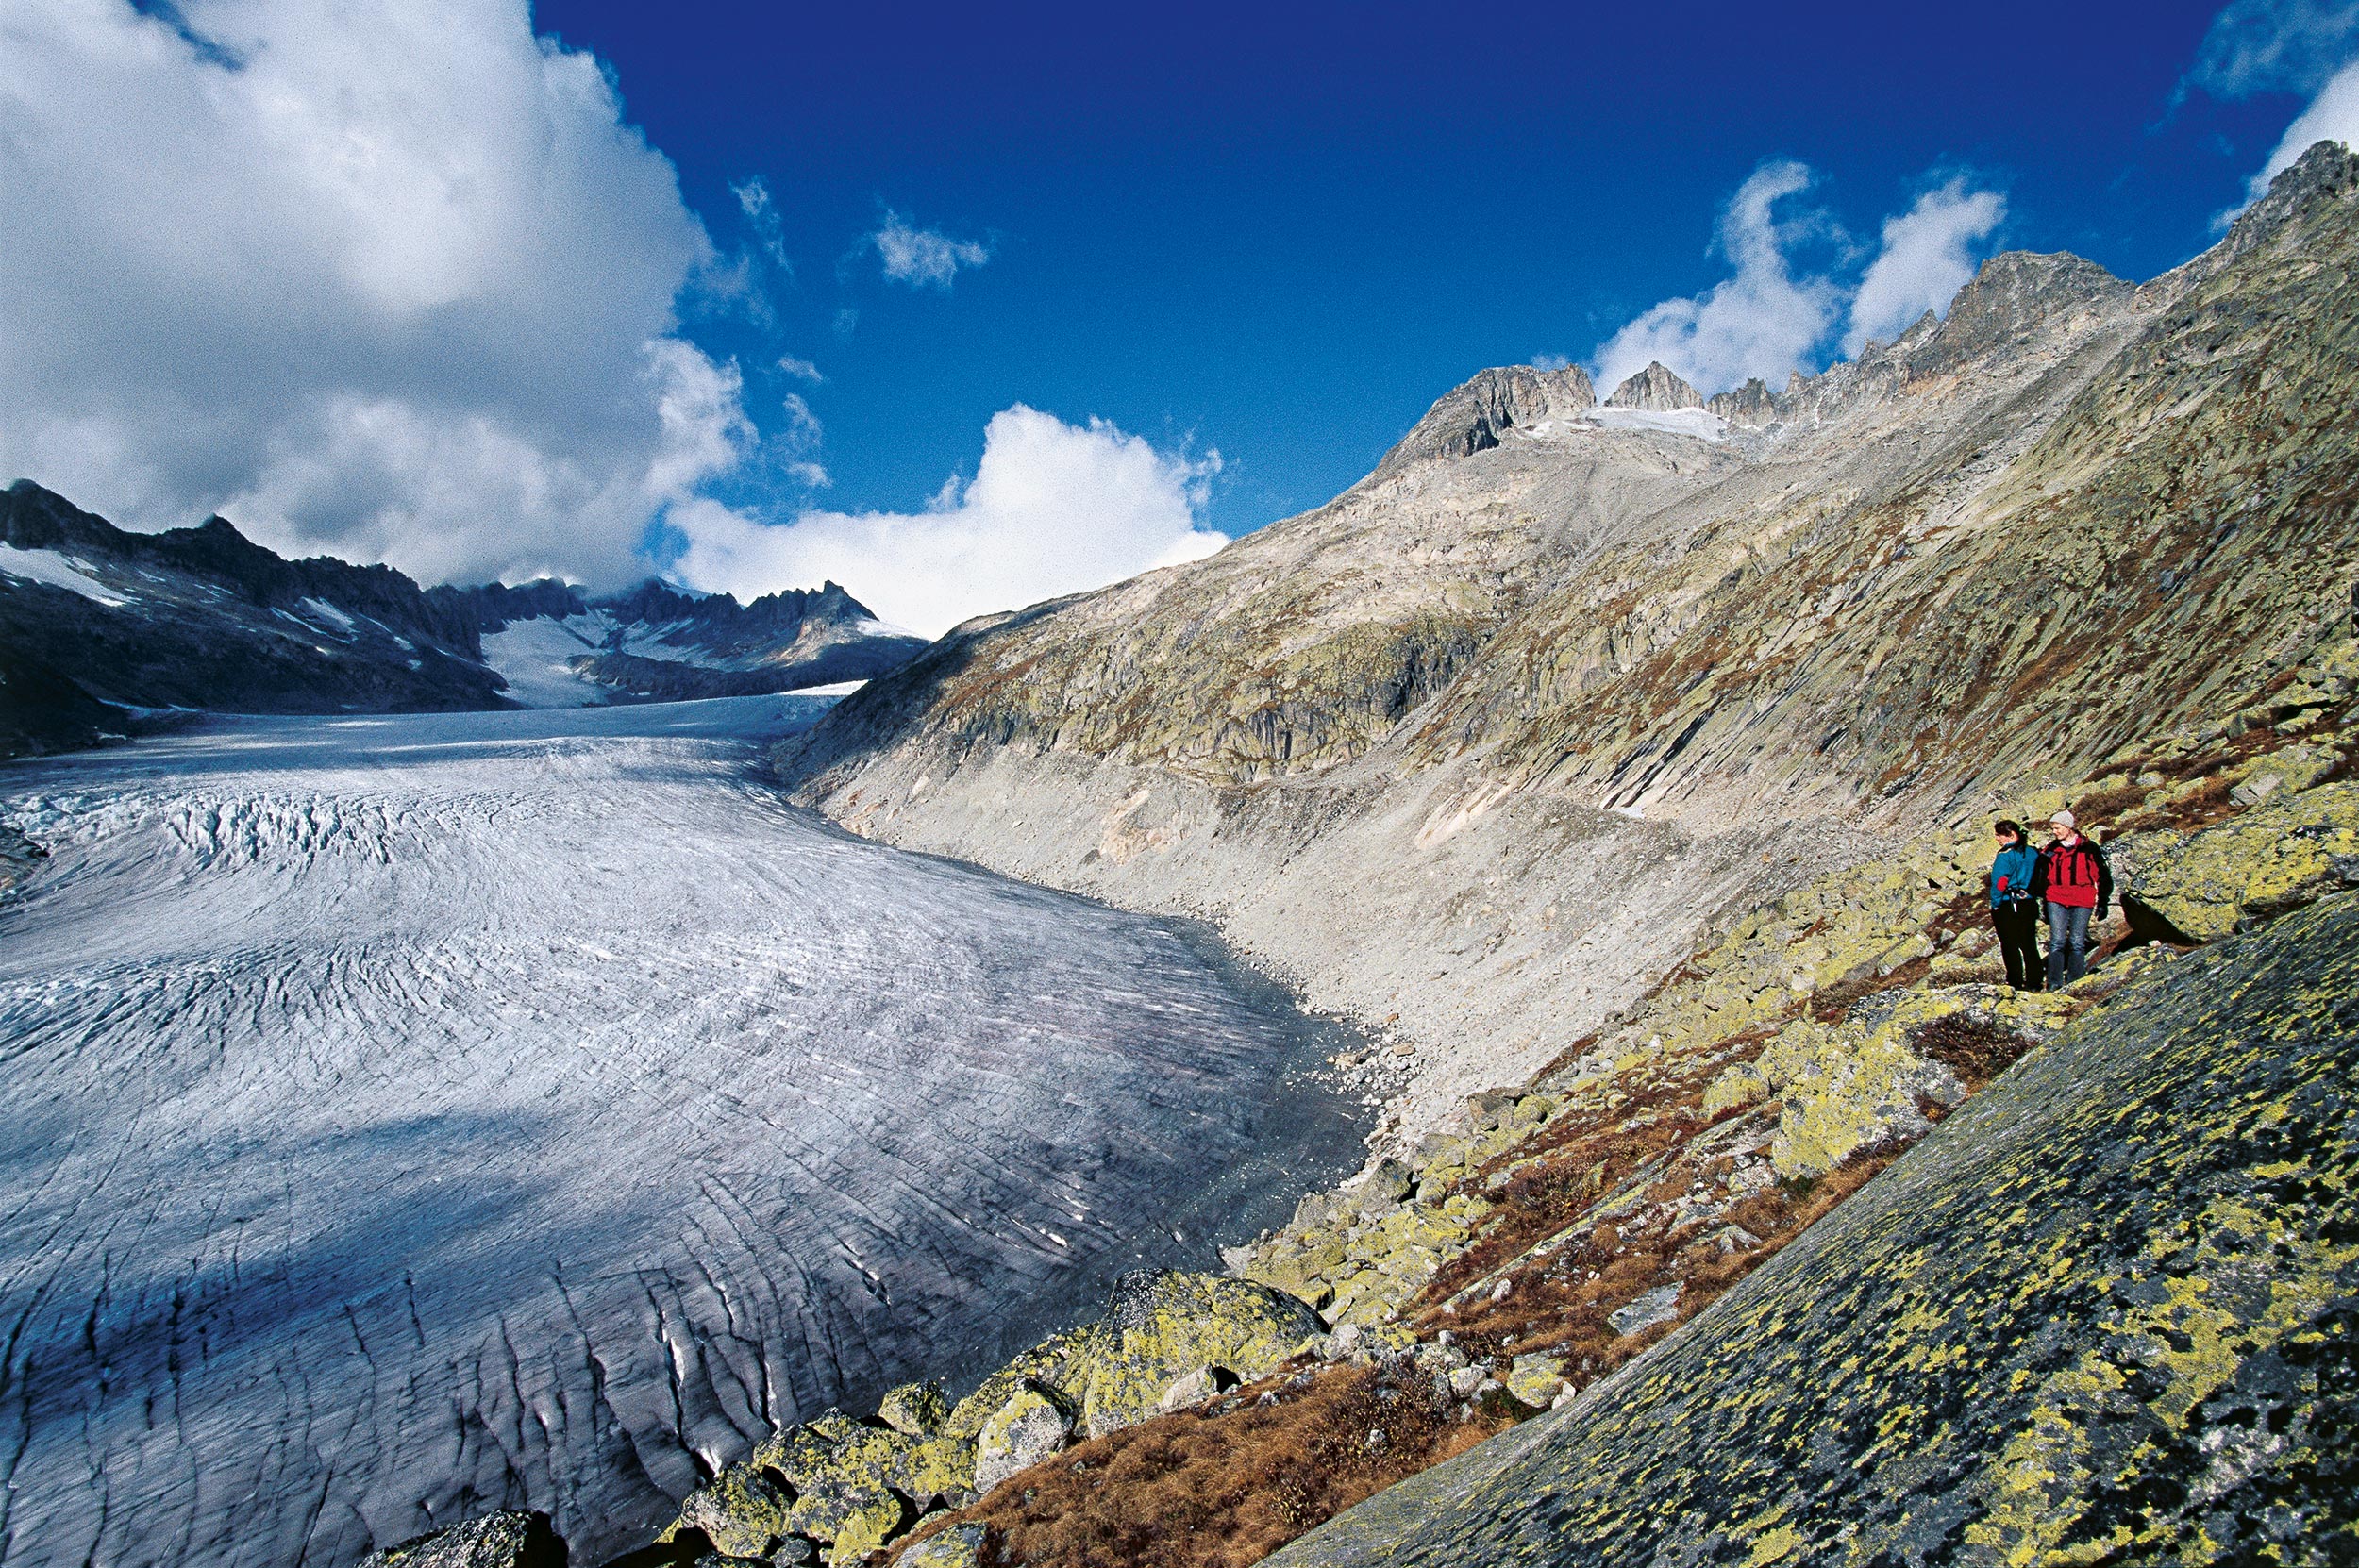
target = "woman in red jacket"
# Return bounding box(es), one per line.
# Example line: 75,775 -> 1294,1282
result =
2031,809 -> 2113,989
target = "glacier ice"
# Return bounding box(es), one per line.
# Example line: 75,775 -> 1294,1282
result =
0,697 -> 1364,1568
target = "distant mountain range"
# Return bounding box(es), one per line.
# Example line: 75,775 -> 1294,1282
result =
0,480 -> 928,758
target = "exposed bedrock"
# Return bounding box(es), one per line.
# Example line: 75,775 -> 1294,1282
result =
776,142 -> 2359,1143
1270,889 -> 2359,1566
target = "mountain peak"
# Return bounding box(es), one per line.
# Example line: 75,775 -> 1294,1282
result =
1604,360 -> 1702,412
1375,363 -> 1598,478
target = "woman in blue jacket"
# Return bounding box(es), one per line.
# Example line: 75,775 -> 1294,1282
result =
1987,820 -> 2043,991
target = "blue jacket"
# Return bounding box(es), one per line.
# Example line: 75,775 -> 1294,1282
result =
1989,842 -> 2039,907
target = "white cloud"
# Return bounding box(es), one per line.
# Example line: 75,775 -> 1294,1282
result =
669,406 -> 1224,637
2192,0 -> 2359,94
2187,1 -> 2359,216
1591,161 -> 1845,396
733,174 -> 792,270
1847,180 -> 2007,352
1591,161 -> 2006,396
778,355 -> 826,383
2247,55 -> 2359,197
867,209 -> 993,289
0,0 -> 750,587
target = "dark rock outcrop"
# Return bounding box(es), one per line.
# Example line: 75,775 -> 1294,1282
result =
358,1511 -> 565,1568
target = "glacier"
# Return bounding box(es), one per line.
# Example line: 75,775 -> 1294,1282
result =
0,697 -> 1365,1568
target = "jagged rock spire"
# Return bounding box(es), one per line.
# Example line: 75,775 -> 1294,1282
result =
1604,361 -> 1703,412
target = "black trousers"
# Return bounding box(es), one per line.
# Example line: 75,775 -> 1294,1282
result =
1993,901 -> 2044,991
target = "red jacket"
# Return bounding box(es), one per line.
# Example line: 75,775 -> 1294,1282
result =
2033,835 -> 2112,911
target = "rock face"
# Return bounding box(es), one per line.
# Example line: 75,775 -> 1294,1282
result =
1269,890 -> 2359,1566
1602,359 -> 1702,411
776,142 -> 2359,1144
1372,363 -> 1597,477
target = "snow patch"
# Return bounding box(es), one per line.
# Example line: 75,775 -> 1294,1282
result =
0,544 -> 127,606
480,616 -> 613,707
1589,407 -> 1728,442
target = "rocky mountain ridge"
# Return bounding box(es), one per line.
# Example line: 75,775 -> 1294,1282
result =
0,482 -> 924,754
777,142 -> 2359,1144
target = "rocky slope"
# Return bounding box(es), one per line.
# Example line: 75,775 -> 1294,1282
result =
0,482 -> 924,754
776,142 -> 2359,1146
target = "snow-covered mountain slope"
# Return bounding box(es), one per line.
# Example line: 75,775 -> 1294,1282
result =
0,699 -> 1364,1568
459,578 -> 927,709
0,483 -> 929,753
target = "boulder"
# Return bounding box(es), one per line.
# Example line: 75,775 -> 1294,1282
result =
1608,1284 -> 1681,1337
1079,1270 -> 1328,1436
1504,1353 -> 1569,1408
877,1380 -> 948,1437
785,1470 -> 906,1557
886,1433 -> 978,1510
898,1524 -> 989,1568
1731,985 -> 2066,1180
2122,780 -> 2359,942
1351,1158 -> 1414,1216
972,1384 -> 1071,1495
667,1465 -> 792,1560
941,1326 -> 1094,1441
1156,1364 -> 1229,1412
360,1512 -> 565,1568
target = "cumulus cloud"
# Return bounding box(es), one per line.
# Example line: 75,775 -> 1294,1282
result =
777,355 -> 826,383
1591,161 -> 1846,396
1591,162 -> 2005,396
669,406 -> 1224,637
1847,180 -> 2007,352
867,210 -> 993,289
0,0 -> 749,587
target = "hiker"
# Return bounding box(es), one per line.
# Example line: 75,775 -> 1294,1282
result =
2032,809 -> 2112,989
1986,819 -> 2043,991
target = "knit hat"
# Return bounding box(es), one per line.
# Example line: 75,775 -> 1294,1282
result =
2050,809 -> 2076,829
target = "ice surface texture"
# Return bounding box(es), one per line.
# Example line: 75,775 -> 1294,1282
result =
0,697 -> 1362,1568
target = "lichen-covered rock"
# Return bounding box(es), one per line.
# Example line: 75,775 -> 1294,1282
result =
786,1470 -> 905,1551
1504,1353 -> 1568,1408
896,1523 -> 988,1568
877,1379 -> 948,1436
360,1511 -> 565,1568
971,1385 -> 1071,1495
666,1464 -> 793,1559
1747,985 -> 2066,1179
813,1490 -> 909,1567
2124,779 -> 2359,942
1268,892 -> 2359,1568
886,1433 -> 978,1509
940,1326 -> 1094,1440
1079,1269 -> 1328,1436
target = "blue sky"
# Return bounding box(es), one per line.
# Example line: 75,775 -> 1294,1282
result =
5,0 -> 2355,631
548,0 -> 2300,533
